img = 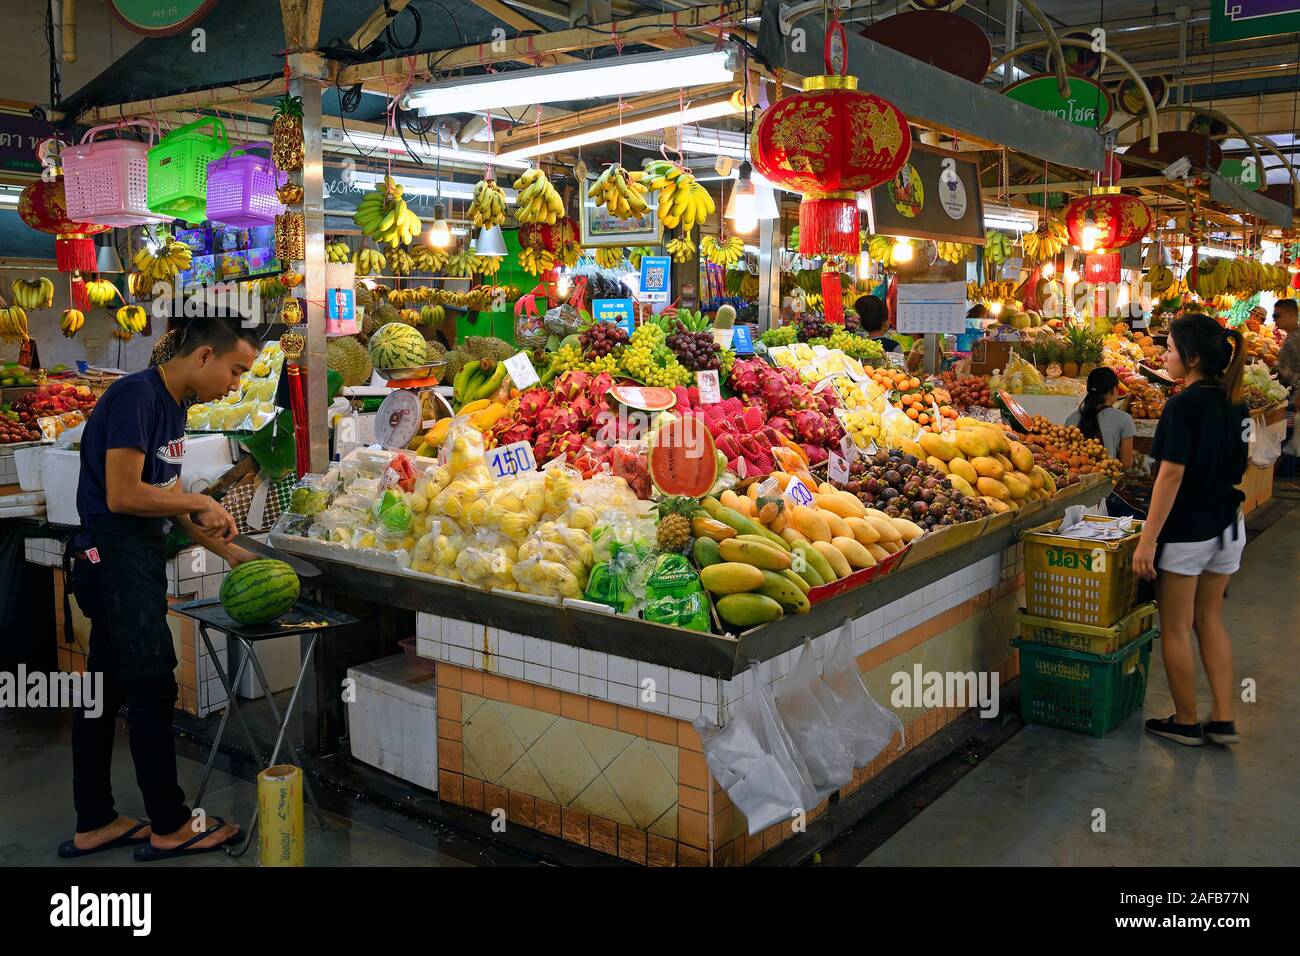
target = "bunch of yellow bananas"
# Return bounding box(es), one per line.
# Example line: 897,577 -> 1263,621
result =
85,279 -> 119,308
115,304 -> 147,336
353,248 -> 387,276
1145,264 -> 1176,298
132,241 -> 192,285
518,244 -> 556,276
644,160 -> 714,232
256,275 -> 288,299
446,246 -> 480,278
740,273 -> 760,298
389,247 -> 414,276
10,277 -> 54,310
936,242 -> 971,264
326,240 -> 351,263
469,178 -> 508,229
0,305 -> 28,344
983,229 -> 1013,268
701,235 -> 744,266
409,244 -> 448,274
513,167 -> 564,225
866,234 -> 893,263
557,238 -> 582,268
1022,217 -> 1068,261
354,175 -> 422,248
665,233 -> 695,264
477,255 -> 502,277
588,165 -> 649,219
592,247 -> 624,269
60,308 -> 84,337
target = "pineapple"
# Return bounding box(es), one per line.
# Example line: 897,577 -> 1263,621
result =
656,497 -> 696,553
272,94 -> 305,171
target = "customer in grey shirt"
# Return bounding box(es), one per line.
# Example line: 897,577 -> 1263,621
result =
1066,366 -> 1136,466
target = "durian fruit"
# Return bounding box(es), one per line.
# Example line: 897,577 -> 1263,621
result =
443,348 -> 471,385
464,335 -> 514,363
425,339 -> 448,361
364,301 -> 400,337
327,336 -> 374,386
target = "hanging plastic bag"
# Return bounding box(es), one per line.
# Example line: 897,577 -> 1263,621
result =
775,639 -> 854,797
821,620 -> 904,767
1249,421 -> 1282,467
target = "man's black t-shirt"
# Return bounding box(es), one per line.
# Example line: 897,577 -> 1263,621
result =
77,368 -> 186,524
1149,381 -> 1249,543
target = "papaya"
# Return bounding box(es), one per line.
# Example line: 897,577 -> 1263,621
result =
831,535 -> 876,570
892,517 -> 925,542
821,509 -> 852,539
971,456 -> 1004,480
779,568 -> 811,596
719,538 -> 791,571
927,455 -> 950,475
977,476 -> 1011,500
746,482 -> 761,500
953,429 -> 990,459
1002,472 -> 1030,500
919,431 -> 961,462
994,452 -> 1014,473
716,592 -> 784,628
700,562 -> 765,595
791,504 -> 832,542
758,570 -> 810,614
690,516 -> 736,542
947,473 -> 976,498
980,426 -> 1010,455
812,540 -> 851,579
792,541 -> 836,583
693,537 -> 722,568
791,559 -> 824,588
1009,441 -> 1035,473
948,457 -> 978,484
843,516 -> 880,546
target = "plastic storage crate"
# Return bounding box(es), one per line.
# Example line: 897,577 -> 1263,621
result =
1016,602 -> 1157,655
147,116 -> 228,224
1013,630 -> 1155,738
63,120 -> 170,227
205,142 -> 284,227
1022,515 -> 1142,628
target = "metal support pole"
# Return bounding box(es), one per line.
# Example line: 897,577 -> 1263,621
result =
758,217 -> 781,330
1002,0 -> 1018,88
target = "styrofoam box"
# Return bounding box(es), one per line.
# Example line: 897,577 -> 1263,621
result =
41,449 -> 82,527
228,634 -> 301,700
13,442 -> 48,492
346,654 -> 438,792
181,434 -> 234,481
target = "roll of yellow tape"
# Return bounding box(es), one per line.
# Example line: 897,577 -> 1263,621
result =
258,764 -> 304,867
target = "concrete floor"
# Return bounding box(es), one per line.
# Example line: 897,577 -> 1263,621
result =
861,502 -> 1300,867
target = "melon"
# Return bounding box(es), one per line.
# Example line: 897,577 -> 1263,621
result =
647,414 -> 718,497
367,322 -> 428,370
607,384 -> 677,412
220,559 -> 300,624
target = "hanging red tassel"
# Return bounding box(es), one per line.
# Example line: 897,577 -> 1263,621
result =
55,236 -> 96,273
287,363 -> 310,478
799,196 -> 859,257
70,275 -> 90,313
1085,252 -> 1121,284
821,268 -> 844,324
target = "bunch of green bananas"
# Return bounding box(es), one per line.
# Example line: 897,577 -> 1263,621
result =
665,233 -> 695,264
513,167 -> 565,225
518,245 -> 556,276
628,246 -> 656,269
132,241 -> 192,285
419,304 -> 446,327
587,164 -> 649,219
60,308 -> 84,338
1022,217 -> 1068,261
644,160 -> 714,232
10,277 -> 54,310
115,304 -> 147,335
469,178 -> 507,229
936,242 -> 971,264
255,275 -> 288,299
446,246 -> 479,278
85,279 -> 119,308
326,240 -> 351,263
0,305 -> 29,344
453,359 -> 508,408
353,248 -> 386,276
592,247 -> 624,269
700,235 -> 744,266
354,175 -> 422,247
983,229 -> 1013,269
670,308 -> 710,332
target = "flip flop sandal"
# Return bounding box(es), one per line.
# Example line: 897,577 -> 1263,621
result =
132,817 -> 242,862
57,821 -> 152,859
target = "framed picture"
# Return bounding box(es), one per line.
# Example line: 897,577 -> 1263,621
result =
579,175 -> 661,247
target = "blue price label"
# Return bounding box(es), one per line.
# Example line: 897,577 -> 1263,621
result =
328,288 -> 355,321
639,256 -> 672,303
486,441 -> 537,479
730,324 -> 754,354
785,477 -> 815,508
592,298 -> 635,335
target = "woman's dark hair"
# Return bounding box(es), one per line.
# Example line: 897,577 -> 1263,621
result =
853,294 -> 888,333
1077,366 -> 1120,442
1169,313 -> 1245,403
966,303 -> 988,320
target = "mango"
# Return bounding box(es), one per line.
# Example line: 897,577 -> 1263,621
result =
865,542 -> 891,562
919,431 -> 960,462
716,592 -> 784,628
791,504 -> 832,543
780,526 -> 809,546
971,456 -> 1004,480
779,569 -> 811,596
831,535 -> 876,570
758,570 -> 810,613
948,457 -> 978,484
843,516 -> 880,546
980,426 -> 1010,455
897,438 -> 925,459
792,541 -> 836,584
691,516 -> 736,542
701,497 -> 789,551
953,430 -> 989,459
981,495 -> 1010,514
821,509 -> 851,539
813,540 -> 851,579
892,517 -> 925,541
1002,472 -> 1030,500
977,476 -> 1011,500
719,538 -> 791,571
790,559 -> 824,588
1032,465 -> 1057,494
720,489 -> 745,512
926,455 -> 950,475
693,537 -> 722,568
735,533 -> 791,553
947,473 -> 976,498
1009,441 -> 1035,474
866,515 -> 902,543
816,491 -> 866,519
700,562 -> 765,595
994,452 -> 1014,473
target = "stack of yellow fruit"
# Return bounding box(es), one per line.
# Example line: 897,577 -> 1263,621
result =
906,420 -> 1057,514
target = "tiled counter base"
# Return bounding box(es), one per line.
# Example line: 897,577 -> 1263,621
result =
422,547 -> 1026,866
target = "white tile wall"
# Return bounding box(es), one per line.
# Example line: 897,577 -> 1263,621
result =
23,537 -> 65,567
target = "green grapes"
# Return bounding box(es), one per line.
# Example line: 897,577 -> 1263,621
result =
620,324 -> 690,385
761,325 -> 797,347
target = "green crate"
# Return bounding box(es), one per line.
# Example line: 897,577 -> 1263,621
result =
1016,602 -> 1157,655
1013,630 -> 1156,738
146,116 -> 228,225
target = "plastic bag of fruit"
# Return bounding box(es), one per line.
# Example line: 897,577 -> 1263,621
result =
455,528 -> 519,591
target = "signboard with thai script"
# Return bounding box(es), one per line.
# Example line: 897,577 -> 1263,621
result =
1002,75 -> 1113,130
1210,1 -> 1300,42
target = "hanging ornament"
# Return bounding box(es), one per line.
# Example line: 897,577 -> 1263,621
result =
1063,187 -> 1152,252
18,168 -> 112,312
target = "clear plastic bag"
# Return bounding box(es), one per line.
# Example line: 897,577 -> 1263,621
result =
775,639 -> 854,797
821,620 -> 904,766
1250,421 -> 1282,467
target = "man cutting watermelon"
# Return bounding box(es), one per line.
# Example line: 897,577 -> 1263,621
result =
61,317 -> 259,862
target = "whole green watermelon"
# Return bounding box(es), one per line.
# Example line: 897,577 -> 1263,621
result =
220,559 -> 300,624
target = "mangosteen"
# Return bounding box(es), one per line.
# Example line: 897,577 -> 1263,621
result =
898,464 -> 914,480
882,486 -> 899,501
923,476 -> 943,489
904,480 -> 922,498
920,488 -> 936,504
902,454 -> 918,467
864,477 -> 881,494
883,469 -> 901,487
911,500 -> 928,516
846,480 -> 861,495
874,451 -> 890,467
932,495 -> 950,511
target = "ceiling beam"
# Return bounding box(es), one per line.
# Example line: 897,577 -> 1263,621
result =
466,0 -> 583,64
281,0 -> 326,52
349,0 -> 413,51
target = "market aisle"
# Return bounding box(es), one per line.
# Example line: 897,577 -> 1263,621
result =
859,505 -> 1300,867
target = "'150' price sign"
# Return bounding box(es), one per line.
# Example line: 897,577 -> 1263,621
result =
486,441 -> 537,479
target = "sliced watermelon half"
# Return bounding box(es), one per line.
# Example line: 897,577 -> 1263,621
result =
607,384 -> 678,412
647,414 -> 718,498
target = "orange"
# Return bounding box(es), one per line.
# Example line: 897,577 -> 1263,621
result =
906,407 -> 919,420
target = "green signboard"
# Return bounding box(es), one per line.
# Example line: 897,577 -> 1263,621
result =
1210,2 -> 1300,42
1003,74 -> 1113,130
108,0 -> 218,37
1220,158 -> 1263,192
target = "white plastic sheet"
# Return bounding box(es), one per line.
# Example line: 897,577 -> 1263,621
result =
775,639 -> 854,799
822,621 -> 904,767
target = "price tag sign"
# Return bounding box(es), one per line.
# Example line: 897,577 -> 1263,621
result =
735,457 -> 747,479
828,451 -> 851,485
639,256 -> 672,303
886,350 -> 909,369
593,298 -> 635,335
504,351 -> 540,389
730,324 -> 755,355
785,476 -> 816,508
696,369 -> 721,404
486,440 -> 537,479
711,327 -> 735,350
840,433 -> 856,459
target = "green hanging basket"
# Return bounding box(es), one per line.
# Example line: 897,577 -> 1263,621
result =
146,116 -> 228,225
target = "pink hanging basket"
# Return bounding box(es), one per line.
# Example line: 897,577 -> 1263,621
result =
62,120 -> 172,227
205,142 -> 285,228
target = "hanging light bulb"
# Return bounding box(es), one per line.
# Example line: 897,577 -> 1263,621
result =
989,301 -> 1003,316
724,161 -> 757,224
1064,268 -> 1080,284
426,202 -> 452,249
1080,210 -> 1100,252
891,238 -> 914,263
1040,260 -> 1056,278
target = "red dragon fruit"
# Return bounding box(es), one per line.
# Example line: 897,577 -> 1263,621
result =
802,443 -> 829,465
766,416 -> 793,439
790,409 -> 836,444
586,372 -> 614,403
568,392 -> 597,427
554,370 -> 591,402
517,389 -> 551,424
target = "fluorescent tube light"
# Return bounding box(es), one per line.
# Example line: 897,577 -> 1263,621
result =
1196,245 -> 1238,259
497,93 -> 742,162
353,171 -> 516,203
403,47 -> 736,116
983,202 -> 1039,233
678,125 -> 749,160
323,128 -> 530,169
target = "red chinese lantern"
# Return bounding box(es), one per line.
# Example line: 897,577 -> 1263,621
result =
750,21 -> 912,256
1063,187 -> 1152,253
18,173 -> 111,311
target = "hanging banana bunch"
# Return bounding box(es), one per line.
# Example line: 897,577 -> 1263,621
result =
84,278 -> 119,308
445,246 -> 479,278
476,255 -> 502,278
983,229 -> 1013,271
469,178 -> 508,229
936,242 -> 972,264
0,302 -> 28,344
388,247 -> 415,277
59,308 -> 84,338
628,245 -> 656,270
592,247 -> 625,269
1022,217 -> 1068,262
326,240 -> 351,263
1145,264 -> 1176,299
114,304 -> 147,337
353,247 -> 387,276
513,167 -> 565,225
700,235 -> 744,266
589,164 -> 650,219
132,241 -> 192,286
665,233 -> 695,264
409,244 -> 448,274
353,175 -> 422,248
10,277 -> 54,310
557,238 -> 582,269
643,160 -> 715,233
518,244 -> 556,276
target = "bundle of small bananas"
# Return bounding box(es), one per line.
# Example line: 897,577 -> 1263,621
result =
59,308 -> 84,338
936,241 -> 972,264
983,229 -> 1013,269
477,254 -> 502,277
326,240 -> 351,263
1022,217 -> 1068,261
388,288 -> 416,307
557,238 -> 582,268
1145,264 -> 1177,299
644,160 -> 714,232
127,272 -> 154,299
469,178 -> 508,229
701,235 -> 744,266
592,247 -> 624,269
665,233 -> 695,264
420,304 -> 446,327
85,279 -> 119,308
864,234 -> 914,269
0,305 -> 28,344
388,247 -> 415,276
513,167 -> 565,225
409,244 -> 448,274
628,246 -> 656,270
353,248 -> 387,276
445,246 -> 480,278
132,241 -> 192,286
740,273 -> 760,298
588,164 -> 649,219
255,275 -> 288,299
115,304 -> 147,336
10,277 -> 54,310
354,175 -> 422,248
518,244 -> 556,276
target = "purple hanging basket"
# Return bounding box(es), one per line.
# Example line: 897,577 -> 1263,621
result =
205,142 -> 285,227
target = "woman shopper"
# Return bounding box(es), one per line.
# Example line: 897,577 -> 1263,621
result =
1133,314 -> 1250,748
1066,366 -> 1136,467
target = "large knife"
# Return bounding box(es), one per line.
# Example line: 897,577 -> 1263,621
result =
231,534 -> 322,577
